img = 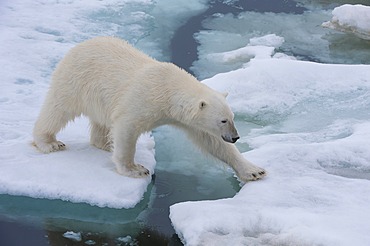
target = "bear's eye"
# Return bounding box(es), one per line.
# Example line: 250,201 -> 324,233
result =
221,119 -> 228,124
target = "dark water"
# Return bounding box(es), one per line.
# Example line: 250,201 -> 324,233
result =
171,0 -> 305,75
0,1 -> 307,245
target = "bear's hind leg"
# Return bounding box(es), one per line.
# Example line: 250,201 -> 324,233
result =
90,122 -> 111,151
33,100 -> 74,153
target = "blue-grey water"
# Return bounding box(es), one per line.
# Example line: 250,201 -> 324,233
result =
1,0 -> 370,245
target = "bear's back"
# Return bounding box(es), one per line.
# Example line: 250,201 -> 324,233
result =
49,37 -> 160,124
68,37 -> 155,71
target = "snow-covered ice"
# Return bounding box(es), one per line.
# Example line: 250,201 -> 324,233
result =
322,4 -> 370,40
0,115 -> 155,208
170,56 -> 370,245
203,59 -> 370,123
1,0 -> 370,245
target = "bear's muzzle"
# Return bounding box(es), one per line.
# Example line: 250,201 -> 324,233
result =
222,134 -> 240,143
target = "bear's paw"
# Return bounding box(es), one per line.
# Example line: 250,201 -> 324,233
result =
237,164 -> 267,182
33,140 -> 66,153
116,163 -> 150,178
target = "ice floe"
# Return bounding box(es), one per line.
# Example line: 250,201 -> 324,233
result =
322,4 -> 370,40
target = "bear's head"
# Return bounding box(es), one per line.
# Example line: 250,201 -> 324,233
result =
195,91 -> 240,144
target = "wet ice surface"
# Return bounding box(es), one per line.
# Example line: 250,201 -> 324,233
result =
1,0 -> 370,245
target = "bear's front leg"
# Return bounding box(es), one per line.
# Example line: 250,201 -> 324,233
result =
111,121 -> 150,178
183,127 -> 266,182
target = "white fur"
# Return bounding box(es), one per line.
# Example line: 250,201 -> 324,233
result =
33,37 -> 266,181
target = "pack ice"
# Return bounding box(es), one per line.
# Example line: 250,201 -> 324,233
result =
170,50 -> 370,245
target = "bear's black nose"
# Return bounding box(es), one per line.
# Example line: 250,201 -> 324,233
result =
232,137 -> 239,143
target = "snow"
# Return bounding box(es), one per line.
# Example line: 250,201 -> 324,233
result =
322,4 -> 370,40
171,120 -> 370,245
203,59 -> 370,124
170,57 -> 370,245
0,0 -> 207,209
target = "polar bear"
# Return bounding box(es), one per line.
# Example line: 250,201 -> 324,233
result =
33,37 -> 266,182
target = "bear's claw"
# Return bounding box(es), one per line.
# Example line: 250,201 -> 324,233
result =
255,171 -> 266,177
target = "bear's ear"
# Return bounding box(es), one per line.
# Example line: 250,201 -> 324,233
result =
199,100 -> 207,110
222,92 -> 229,98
